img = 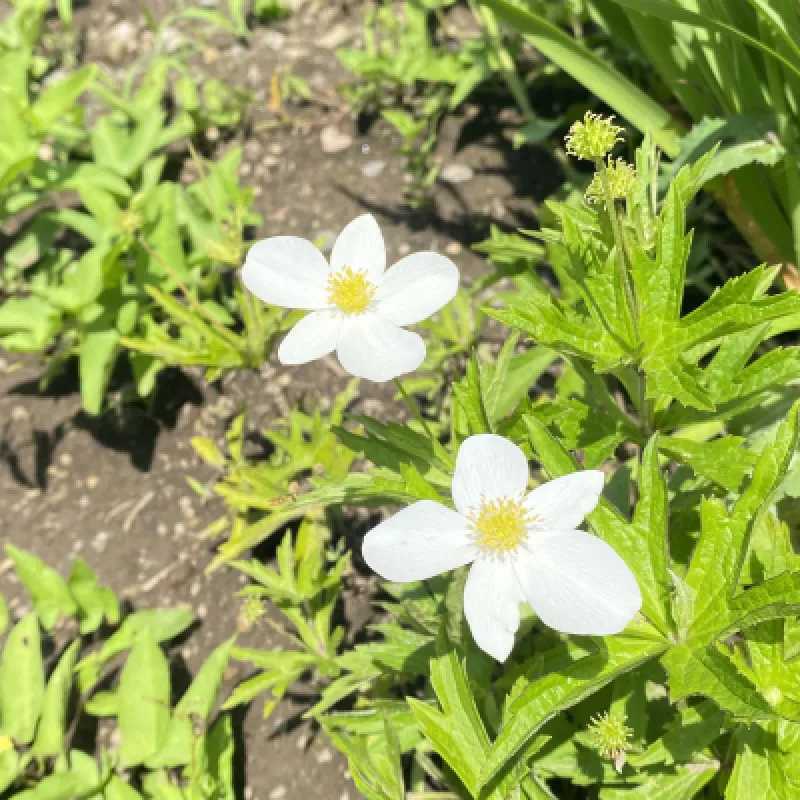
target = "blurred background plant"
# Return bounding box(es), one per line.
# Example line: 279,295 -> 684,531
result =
0,546 -> 236,799
0,0 -> 284,415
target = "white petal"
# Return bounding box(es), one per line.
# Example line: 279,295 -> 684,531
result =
463,557 -> 523,661
330,214 -> 386,283
278,310 -> 343,365
514,530 -> 641,635
524,471 -> 605,531
243,236 -> 330,309
451,434 -> 530,515
336,313 -> 425,382
362,501 -> 476,582
372,252 -> 460,326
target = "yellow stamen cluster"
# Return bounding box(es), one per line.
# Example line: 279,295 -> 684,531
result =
327,266 -> 376,314
469,496 -> 533,553
566,112 -> 623,161
585,158 -> 638,206
587,711 -> 633,771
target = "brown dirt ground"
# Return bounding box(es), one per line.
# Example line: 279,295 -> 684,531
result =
1,1 -> 561,798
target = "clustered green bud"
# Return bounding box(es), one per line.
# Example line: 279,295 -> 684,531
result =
565,111 -> 623,161
587,711 -> 633,771
238,596 -> 266,631
585,158 -> 638,206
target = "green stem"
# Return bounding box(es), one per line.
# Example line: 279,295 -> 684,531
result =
597,158 -> 639,338
393,377 -> 436,441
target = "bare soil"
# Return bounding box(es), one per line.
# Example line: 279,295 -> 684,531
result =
1,1 -> 561,798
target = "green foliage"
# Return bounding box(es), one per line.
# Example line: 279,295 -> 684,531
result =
0,547 -> 236,798
0,0 -> 277,414
213,134 -> 800,798
481,0 -> 800,269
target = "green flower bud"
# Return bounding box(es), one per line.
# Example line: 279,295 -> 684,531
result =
566,112 -> 624,161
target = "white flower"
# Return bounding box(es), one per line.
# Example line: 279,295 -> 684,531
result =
242,214 -> 459,382
362,434 -> 642,661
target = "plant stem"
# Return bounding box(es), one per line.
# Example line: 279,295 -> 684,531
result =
596,158 -> 639,340
393,377 -> 436,442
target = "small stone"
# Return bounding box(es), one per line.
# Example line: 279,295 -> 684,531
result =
445,242 -> 463,256
244,789 -> 254,800
268,143 -> 283,156
106,21 -> 136,63
38,143 -> 54,162
317,747 -> 334,764
157,523 -> 168,536
245,140 -> 261,159
362,160 -> 386,178
87,475 -> 99,489
440,163 -> 474,184
269,787 -> 287,800
174,522 -> 186,536
320,126 -> 352,154
340,793 -> 350,800
197,604 -> 207,619
11,405 -> 29,422
247,64 -> 262,88
263,30 -> 286,51
91,531 -> 110,553
206,126 -> 220,142
316,23 -> 351,49
296,733 -> 310,750
397,243 -> 412,256
190,579 -> 203,598
59,452 -> 72,467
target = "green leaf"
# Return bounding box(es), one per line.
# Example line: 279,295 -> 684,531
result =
97,607 -> 195,663
685,401 -> 800,641
117,632 -> 172,767
408,649 -> 490,795
479,0 -> 681,155
726,723 -> 791,799
600,766 -> 717,799
105,775 -> 144,800
0,593 -> 7,636
0,747 -> 20,795
525,417 -> 671,633
663,643 -> 799,721
720,572 -> 800,636
80,328 -> 119,415
67,558 -> 119,634
148,637 -> 235,768
0,614 -> 45,745
664,116 -> 787,187
659,435 -> 757,493
479,636 -> 666,789
33,639 -> 81,758
29,65 -> 96,131
6,545 -> 77,630
205,715 -> 237,800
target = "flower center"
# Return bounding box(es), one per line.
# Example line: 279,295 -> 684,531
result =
469,496 -> 533,553
327,266 -> 376,314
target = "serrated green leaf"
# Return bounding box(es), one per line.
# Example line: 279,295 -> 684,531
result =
479,636 -> 666,789
663,643 -> 799,721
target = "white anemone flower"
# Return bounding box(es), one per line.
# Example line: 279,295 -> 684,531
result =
362,434 -> 642,661
242,214 -> 459,382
